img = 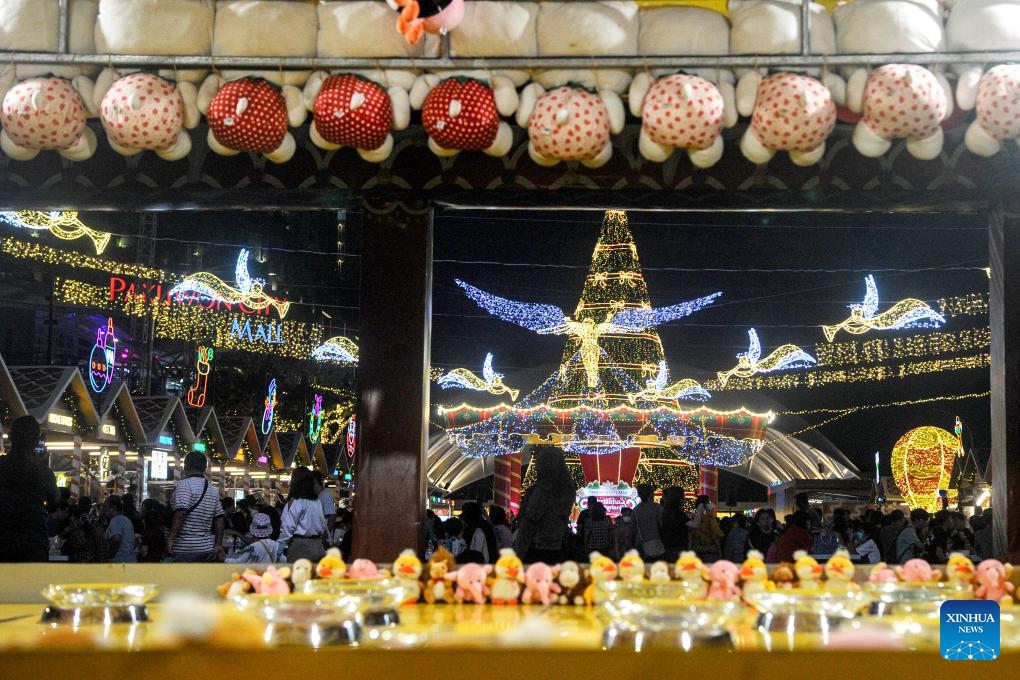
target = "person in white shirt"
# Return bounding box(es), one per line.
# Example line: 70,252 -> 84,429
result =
312,470 -> 337,546
854,523 -> 882,564
279,467 -> 327,564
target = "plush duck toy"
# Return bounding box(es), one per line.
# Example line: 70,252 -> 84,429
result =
793,550 -> 824,590
393,549 -> 423,604
824,549 -> 859,592
675,551 -> 709,599
584,551 -> 620,605
618,549 -> 647,582
944,552 -> 977,590
490,548 -> 526,605
316,547 -> 347,580
739,550 -> 773,596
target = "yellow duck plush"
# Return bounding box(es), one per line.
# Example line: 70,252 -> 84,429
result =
584,552 -> 620,605
739,549 -> 773,596
824,549 -> 859,592
674,550 -> 709,599
316,547 -> 347,580
793,551 -> 823,590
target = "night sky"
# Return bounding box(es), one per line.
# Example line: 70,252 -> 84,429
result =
430,208 -> 991,479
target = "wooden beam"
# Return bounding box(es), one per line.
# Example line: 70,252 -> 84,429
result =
352,198 -> 432,561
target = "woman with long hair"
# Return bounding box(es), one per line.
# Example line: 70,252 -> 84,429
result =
686,494 -> 723,563
489,505 -> 514,550
279,466 -> 327,563
460,501 -> 498,563
659,486 -> 690,562
512,446 -> 576,564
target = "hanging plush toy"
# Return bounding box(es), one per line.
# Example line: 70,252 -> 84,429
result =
303,71 -> 411,163
93,68 -> 199,161
518,85 -> 623,168
387,0 -> 465,45
958,64 -> 1020,157
0,76 -> 97,161
411,74 -> 516,158
739,72 -> 836,166
847,64 -> 950,160
198,75 -> 306,164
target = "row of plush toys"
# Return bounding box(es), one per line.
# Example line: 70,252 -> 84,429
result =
219,545 -> 1016,608
1,0 -> 1019,166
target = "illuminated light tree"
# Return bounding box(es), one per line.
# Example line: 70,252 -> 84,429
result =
440,210 -> 770,510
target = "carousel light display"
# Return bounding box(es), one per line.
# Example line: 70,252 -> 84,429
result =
87,317 -> 117,393
261,378 -> 278,435
0,211 -> 112,254
186,345 -> 214,408
890,425 -> 959,513
715,328 -> 815,387
441,211 -> 770,492
814,327 -> 990,368
311,335 -> 359,364
626,360 -> 710,404
438,353 -> 520,401
3,237 -> 166,280
706,354 -> 989,391
822,274 -> 946,342
169,249 -> 291,319
308,394 -> 324,445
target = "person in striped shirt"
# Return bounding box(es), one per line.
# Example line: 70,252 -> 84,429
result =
166,451 -> 225,562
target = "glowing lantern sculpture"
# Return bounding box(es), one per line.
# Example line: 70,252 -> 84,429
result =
88,317 -> 117,393
890,426 -> 959,512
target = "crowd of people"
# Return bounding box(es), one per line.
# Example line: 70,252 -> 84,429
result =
0,429 -> 999,566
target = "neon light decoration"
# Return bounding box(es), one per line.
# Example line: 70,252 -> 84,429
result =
890,426 -> 959,513
954,415 -> 964,456
716,329 -> 816,387
627,360 -> 710,404
822,275 -> 946,342
308,393 -> 324,445
262,378 -> 278,434
0,210 -> 112,254
311,335 -> 359,363
346,414 -> 357,458
169,249 -> 291,319
455,278 -> 720,388
186,345 -> 214,408
438,353 -> 520,401
88,317 -> 117,393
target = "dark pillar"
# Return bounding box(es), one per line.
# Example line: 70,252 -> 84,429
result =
988,206 -> 1020,561
352,198 -> 432,562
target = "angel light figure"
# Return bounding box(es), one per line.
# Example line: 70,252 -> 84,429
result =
822,275 -> 945,342
438,353 -> 519,401
311,336 -> 359,364
169,249 -> 290,318
455,279 -> 721,389
627,360 -> 710,404
0,210 -> 112,254
716,329 -> 816,387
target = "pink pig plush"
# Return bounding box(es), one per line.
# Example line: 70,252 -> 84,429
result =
975,559 -> 1015,604
739,72 -> 836,167
446,562 -> 492,604
0,76 -> 97,161
895,558 -> 942,583
522,562 -> 562,606
961,65 -> 1020,158
706,560 -> 742,603
242,565 -> 292,595
348,558 -> 382,579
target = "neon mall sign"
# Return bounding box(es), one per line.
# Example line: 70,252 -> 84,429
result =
108,276 -> 281,316
230,318 -> 284,345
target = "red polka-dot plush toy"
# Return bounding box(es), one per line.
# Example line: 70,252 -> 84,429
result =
629,73 -> 733,168
412,75 -> 515,157
94,68 -> 199,161
303,71 -> 410,163
958,65 -> 1020,157
0,76 -> 97,161
198,75 -> 306,164
739,72 -> 836,167
847,64 -> 950,160
517,84 -> 623,168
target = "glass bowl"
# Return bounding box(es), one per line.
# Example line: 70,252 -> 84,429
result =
863,582 -> 972,618
595,580 -> 742,650
41,583 -> 159,609
232,593 -> 361,647
744,589 -> 872,633
301,578 -> 412,626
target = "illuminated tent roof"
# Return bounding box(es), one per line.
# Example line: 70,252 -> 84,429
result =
427,426 -> 859,494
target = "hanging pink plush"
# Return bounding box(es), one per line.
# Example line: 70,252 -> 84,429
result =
0,76 -> 97,161
97,71 -> 198,161
305,73 -> 409,163
630,73 -> 729,168
960,64 -> 1020,157
421,77 -> 512,157
389,0 -> 465,45
522,85 -> 620,168
739,72 -> 836,167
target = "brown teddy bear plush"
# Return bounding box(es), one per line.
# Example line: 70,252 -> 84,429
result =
422,546 -> 457,604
